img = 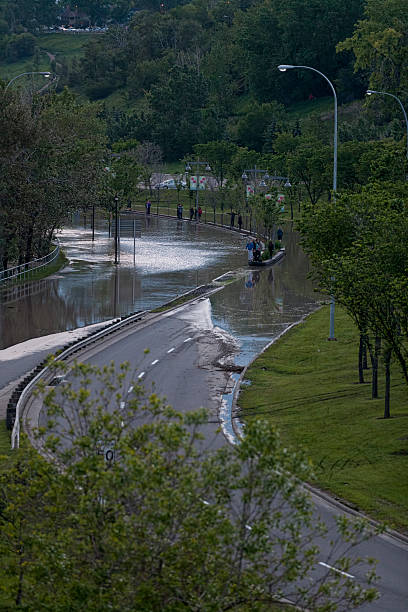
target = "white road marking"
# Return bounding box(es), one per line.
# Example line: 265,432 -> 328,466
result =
127,386 -> 134,394
120,401 -> 125,409
318,561 -> 354,579
138,372 -> 145,379
167,347 -> 175,353
183,337 -> 193,343
151,359 -> 159,365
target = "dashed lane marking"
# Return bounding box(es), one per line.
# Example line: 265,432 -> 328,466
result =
138,372 -> 145,379
167,348 -> 175,353
318,562 -> 354,579
151,359 -> 159,365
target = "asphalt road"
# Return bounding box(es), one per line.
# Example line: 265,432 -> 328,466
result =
33,296 -> 408,611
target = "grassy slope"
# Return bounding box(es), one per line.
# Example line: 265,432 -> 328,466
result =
0,32 -> 97,81
238,305 -> 408,533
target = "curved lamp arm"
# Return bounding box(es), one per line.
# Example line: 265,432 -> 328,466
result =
278,64 -> 338,193
5,71 -> 51,91
367,89 -> 408,162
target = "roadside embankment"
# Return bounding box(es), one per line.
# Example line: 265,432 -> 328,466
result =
237,305 -> 408,533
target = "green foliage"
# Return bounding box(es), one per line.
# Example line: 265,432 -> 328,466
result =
298,182 -> 408,405
4,32 -> 36,61
0,361 -> 379,610
338,0 -> 408,94
0,88 -> 107,268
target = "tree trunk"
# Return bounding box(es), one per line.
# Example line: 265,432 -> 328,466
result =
24,222 -> 35,263
384,347 -> 391,419
362,334 -> 368,369
358,333 -> 365,383
372,336 -> 381,399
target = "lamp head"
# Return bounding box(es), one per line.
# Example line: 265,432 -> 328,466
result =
284,179 -> 292,188
43,72 -> 51,78
185,163 -> 191,172
241,172 -> 248,180
263,172 -> 270,181
278,64 -> 294,72
366,90 -> 374,96
205,164 -> 211,172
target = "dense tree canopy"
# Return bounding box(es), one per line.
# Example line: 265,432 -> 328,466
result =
0,362 -> 378,610
0,87 -> 106,268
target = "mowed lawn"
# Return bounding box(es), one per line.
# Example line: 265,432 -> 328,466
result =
238,305 -> 408,533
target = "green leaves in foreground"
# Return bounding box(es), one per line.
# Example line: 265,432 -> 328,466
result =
0,362 -> 378,611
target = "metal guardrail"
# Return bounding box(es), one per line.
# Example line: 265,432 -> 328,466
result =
0,242 -> 60,284
10,309 -> 150,449
10,280 -> 224,450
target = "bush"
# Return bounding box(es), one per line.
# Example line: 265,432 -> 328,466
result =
5,33 -> 36,61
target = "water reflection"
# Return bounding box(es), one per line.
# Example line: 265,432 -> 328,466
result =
210,230 -> 319,365
0,215 -> 246,349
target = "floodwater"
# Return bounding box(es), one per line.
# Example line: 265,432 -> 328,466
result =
0,214 -> 244,349
0,213 -> 320,355
210,231 -> 319,366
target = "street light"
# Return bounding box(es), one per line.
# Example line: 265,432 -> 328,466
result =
278,64 -> 338,340
5,71 -> 52,91
185,160 -> 211,220
114,195 -> 119,265
366,89 -> 408,163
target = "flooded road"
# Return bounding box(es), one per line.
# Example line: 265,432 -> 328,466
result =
0,214 -> 319,365
0,215 -> 244,349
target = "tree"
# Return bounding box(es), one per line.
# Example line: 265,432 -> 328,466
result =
0,360 -> 378,610
337,0 -> 408,94
0,88 -> 107,268
193,141 -> 238,188
286,136 -> 332,204
298,183 -> 408,416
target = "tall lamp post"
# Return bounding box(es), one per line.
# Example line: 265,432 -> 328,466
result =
278,64 -> 338,340
114,195 -> 119,265
5,71 -> 52,91
366,89 -> 408,164
185,160 -> 211,219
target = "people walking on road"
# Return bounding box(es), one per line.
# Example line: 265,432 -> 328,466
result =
246,238 -> 254,262
238,213 -> 243,231
177,204 -> 183,219
277,227 -> 283,242
145,200 -> 151,215
268,239 -> 274,258
190,206 -> 194,221
253,239 -> 262,262
230,211 -> 235,228
198,206 -> 202,221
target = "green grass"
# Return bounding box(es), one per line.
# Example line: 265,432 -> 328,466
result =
37,32 -> 97,60
0,32 -> 97,82
5,250 -> 68,287
286,96 -> 335,119
238,305 -> 408,533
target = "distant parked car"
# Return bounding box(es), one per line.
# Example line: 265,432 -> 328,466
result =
155,178 -> 186,189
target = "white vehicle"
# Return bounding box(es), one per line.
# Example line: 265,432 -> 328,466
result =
155,178 -> 186,189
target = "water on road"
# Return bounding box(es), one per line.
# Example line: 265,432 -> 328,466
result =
0,214 -> 319,369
